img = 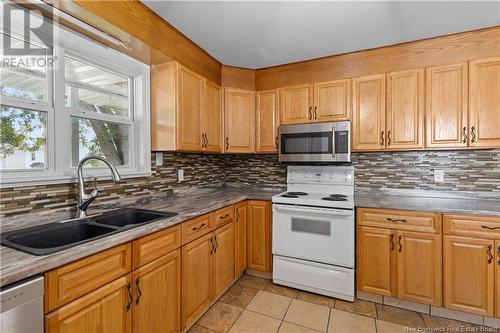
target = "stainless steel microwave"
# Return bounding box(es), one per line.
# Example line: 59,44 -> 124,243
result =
278,121 -> 351,162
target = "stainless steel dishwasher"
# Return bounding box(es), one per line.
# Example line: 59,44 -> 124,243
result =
1,275 -> 44,333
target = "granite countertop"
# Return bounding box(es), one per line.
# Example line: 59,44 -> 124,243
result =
355,188 -> 500,217
0,186 -> 283,287
2,185 -> 500,287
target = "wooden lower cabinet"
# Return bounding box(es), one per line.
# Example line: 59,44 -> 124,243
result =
234,201 -> 248,277
247,200 -> 271,272
397,231 -> 442,306
133,250 -> 181,333
357,226 -> 396,296
444,236 -> 495,317
45,275 -> 132,333
182,233 -> 213,329
213,222 -> 235,299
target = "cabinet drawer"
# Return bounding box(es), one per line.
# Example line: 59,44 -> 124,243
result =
444,214 -> 500,239
132,225 -> 181,269
357,208 -> 442,233
182,213 -> 213,245
213,205 -> 234,229
44,243 -> 131,313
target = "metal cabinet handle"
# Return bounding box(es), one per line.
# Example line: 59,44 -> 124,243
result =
214,235 -> 219,253
135,278 -> 142,305
390,233 -> 395,251
462,127 -> 468,144
398,235 -> 403,252
497,245 -> 500,265
225,137 -> 229,150
380,131 -> 384,145
192,223 -> 206,231
126,282 -> 133,311
487,245 -> 493,264
205,133 -> 208,147
387,130 -> 391,146
386,218 -> 408,223
201,133 -> 205,148
313,106 -> 318,120
220,213 -> 230,219
236,208 -> 240,222
471,126 -> 476,143
275,136 -> 278,148
481,225 -> 500,230
308,107 -> 312,120
210,237 -> 215,255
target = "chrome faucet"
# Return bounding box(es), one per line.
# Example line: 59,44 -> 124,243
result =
76,156 -> 122,218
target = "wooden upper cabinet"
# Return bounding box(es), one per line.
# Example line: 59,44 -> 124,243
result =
313,79 -> 351,122
444,236 -> 494,317
256,89 -> 280,153
151,62 -> 176,151
396,231 -> 442,306
247,200 -> 271,272
182,233 -> 213,329
224,88 -> 255,153
469,57 -> 500,148
352,74 -> 386,151
425,63 -> 468,148
357,226 -> 396,297
280,84 -> 313,125
45,275 -> 132,333
177,65 -> 204,151
203,80 -> 222,152
212,222 -> 235,299
234,201 -> 248,277
132,250 -> 181,333
386,69 -> 424,150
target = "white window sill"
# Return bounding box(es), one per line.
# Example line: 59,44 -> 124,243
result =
0,170 -> 153,188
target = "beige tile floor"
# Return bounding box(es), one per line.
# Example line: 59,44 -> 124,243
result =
188,275 -> 490,333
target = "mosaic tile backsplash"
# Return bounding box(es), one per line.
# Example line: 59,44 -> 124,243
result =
1,149 -> 499,217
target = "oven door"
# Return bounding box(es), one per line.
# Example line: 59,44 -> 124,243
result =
272,204 -> 354,268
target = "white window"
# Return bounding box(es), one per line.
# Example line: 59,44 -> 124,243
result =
0,6 -> 151,186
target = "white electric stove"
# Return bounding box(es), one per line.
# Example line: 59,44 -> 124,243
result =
272,165 -> 355,301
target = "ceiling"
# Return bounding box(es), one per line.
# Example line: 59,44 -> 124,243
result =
144,1 -> 500,69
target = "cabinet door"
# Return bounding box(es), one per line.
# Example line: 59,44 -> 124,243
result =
213,222 -> 235,299
280,84 -> 313,125
247,200 -> 271,272
386,69 -> 424,150
224,88 -> 255,153
256,89 -> 280,153
203,80 -> 222,152
313,79 -> 351,122
182,233 -> 213,329
133,249 -> 181,333
444,236 -> 494,317
396,231 -> 442,306
496,240 -> 500,319
357,226 -> 396,296
235,201 -> 248,277
469,57 -> 500,148
177,65 -> 203,151
352,74 -> 386,151
425,63 -> 468,148
45,275 -> 132,333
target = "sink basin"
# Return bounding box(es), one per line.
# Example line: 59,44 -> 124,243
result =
1,220 -> 119,255
1,208 -> 177,256
93,208 -> 176,228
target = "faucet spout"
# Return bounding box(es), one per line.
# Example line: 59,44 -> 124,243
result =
76,156 -> 122,218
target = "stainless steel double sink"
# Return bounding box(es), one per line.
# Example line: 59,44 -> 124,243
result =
1,208 -> 177,255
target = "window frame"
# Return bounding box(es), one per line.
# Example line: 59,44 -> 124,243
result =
1,6 -> 151,187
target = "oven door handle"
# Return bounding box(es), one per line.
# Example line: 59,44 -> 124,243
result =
273,204 -> 353,216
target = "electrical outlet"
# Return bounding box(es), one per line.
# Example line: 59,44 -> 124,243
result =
434,169 -> 444,183
155,152 -> 163,166
177,169 -> 184,182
